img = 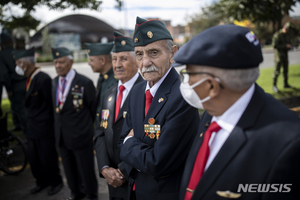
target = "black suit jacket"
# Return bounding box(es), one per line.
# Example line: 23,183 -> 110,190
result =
94,74 -> 143,198
25,71 -> 54,139
180,84 -> 300,200
52,71 -> 96,150
119,68 -> 200,200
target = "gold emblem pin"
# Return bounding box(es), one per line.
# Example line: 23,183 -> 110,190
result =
121,40 -> 126,45
135,38 -> 138,43
97,113 -> 99,116
88,49 -> 90,53
108,96 -> 112,101
113,41 -> 115,45
56,52 -> 59,56
104,74 -> 108,79
200,133 -> 203,137
216,190 -> 241,199
158,98 -> 164,103
147,31 -> 153,38
56,107 -> 60,113
148,118 -> 155,125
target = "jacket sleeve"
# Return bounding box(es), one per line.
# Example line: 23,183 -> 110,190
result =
0,55 -> 12,92
119,92 -> 199,178
272,32 -> 287,51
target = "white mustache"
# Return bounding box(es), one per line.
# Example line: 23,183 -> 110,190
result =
141,65 -> 159,73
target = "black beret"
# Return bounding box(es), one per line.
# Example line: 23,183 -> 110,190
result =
174,24 -> 263,69
51,47 -> 71,59
13,47 -> 35,60
133,16 -> 173,47
112,31 -> 134,52
84,42 -> 113,56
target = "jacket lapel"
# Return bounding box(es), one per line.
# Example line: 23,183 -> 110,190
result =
25,76 -> 37,102
52,77 -> 59,110
192,84 -> 266,199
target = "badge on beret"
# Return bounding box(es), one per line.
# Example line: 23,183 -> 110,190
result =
147,31 -> 153,39
144,118 -> 161,140
56,52 -> 59,56
104,74 -> 108,79
135,38 -> 139,43
121,40 -> 126,45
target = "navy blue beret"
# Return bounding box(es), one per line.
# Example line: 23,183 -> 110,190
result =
174,24 -> 263,69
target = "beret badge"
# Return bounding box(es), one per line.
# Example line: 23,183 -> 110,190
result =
147,31 -> 153,39
121,40 -> 126,46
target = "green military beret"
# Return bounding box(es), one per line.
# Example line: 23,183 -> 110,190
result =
51,47 -> 71,59
84,42 -> 113,56
0,32 -> 13,42
13,47 -> 35,60
133,16 -> 173,47
112,31 -> 134,52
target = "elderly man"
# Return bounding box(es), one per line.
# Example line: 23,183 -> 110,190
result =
85,42 -> 118,123
174,25 -> 300,200
118,17 -> 200,200
94,31 -> 143,200
13,48 -> 63,195
51,47 -> 98,200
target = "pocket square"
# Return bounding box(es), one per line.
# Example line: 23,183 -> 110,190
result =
216,190 -> 241,199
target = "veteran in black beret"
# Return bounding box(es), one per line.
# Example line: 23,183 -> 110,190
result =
94,31 -> 144,200
85,42 -> 118,125
118,17 -> 200,200
51,47 -> 98,200
13,48 -> 63,195
173,24 -> 300,200
0,31 -> 27,132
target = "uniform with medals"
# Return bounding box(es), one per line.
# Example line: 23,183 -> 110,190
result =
118,17 -> 200,200
94,31 -> 144,200
13,48 -> 63,195
51,47 -> 98,200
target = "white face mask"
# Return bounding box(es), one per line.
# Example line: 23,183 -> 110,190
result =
15,62 -> 26,76
180,77 -> 211,109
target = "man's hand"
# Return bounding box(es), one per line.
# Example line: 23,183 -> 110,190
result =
127,129 -> 134,137
101,167 -> 125,188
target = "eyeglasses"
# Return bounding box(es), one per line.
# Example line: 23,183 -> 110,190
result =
179,69 -> 224,88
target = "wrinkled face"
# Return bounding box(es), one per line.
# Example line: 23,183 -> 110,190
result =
54,56 -> 73,77
135,40 -> 174,86
88,55 -> 103,73
112,51 -> 138,83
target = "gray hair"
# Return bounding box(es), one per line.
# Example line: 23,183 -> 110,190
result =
20,56 -> 36,64
199,66 -> 260,91
67,55 -> 73,60
166,39 -> 174,53
129,51 -> 136,60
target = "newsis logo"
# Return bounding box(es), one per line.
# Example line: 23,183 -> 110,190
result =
237,184 -> 292,193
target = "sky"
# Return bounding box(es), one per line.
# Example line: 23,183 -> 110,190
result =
3,0 -> 300,36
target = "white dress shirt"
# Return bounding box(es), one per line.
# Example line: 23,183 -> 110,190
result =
204,84 -> 255,171
116,72 -> 139,108
58,68 -> 75,107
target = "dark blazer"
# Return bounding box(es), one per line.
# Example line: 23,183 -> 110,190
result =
52,71 -> 96,150
94,74 -> 144,199
119,68 -> 200,200
25,71 -> 54,139
180,84 -> 300,200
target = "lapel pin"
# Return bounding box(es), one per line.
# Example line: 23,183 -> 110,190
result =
158,98 -> 164,103
216,190 -> 241,199
200,133 -> 203,137
205,121 -> 210,128
108,96 -> 112,101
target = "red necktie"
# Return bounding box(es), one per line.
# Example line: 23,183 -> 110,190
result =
185,121 -> 221,200
145,90 -> 153,117
115,85 -> 125,122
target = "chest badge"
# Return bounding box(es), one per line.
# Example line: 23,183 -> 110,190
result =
144,118 -> 161,140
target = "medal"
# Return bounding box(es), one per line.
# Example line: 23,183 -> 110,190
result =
56,107 -> 60,113
144,118 -> 161,140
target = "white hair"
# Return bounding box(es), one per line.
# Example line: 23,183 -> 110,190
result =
198,66 -> 260,91
67,55 -> 73,60
20,56 -> 36,64
129,51 -> 136,60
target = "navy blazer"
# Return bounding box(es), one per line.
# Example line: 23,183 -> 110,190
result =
52,71 -> 96,150
119,68 -> 200,200
180,84 -> 300,200
25,71 -> 54,139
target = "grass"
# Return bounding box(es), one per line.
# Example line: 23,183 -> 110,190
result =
256,64 -> 300,99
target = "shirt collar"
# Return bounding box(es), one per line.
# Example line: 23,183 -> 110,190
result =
118,72 -> 139,91
212,84 -> 255,133
145,67 -> 172,97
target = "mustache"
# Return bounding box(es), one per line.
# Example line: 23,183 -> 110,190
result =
141,65 -> 159,73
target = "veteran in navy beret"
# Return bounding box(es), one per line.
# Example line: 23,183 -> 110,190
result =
174,25 -> 300,200
51,47 -> 98,200
13,48 -> 63,195
84,42 -> 117,125
118,17 -> 200,200
94,31 -> 143,200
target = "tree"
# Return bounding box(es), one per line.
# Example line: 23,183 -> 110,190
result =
208,0 -> 300,33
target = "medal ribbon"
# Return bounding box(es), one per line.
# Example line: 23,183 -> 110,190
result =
26,68 -> 41,91
56,78 -> 67,108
